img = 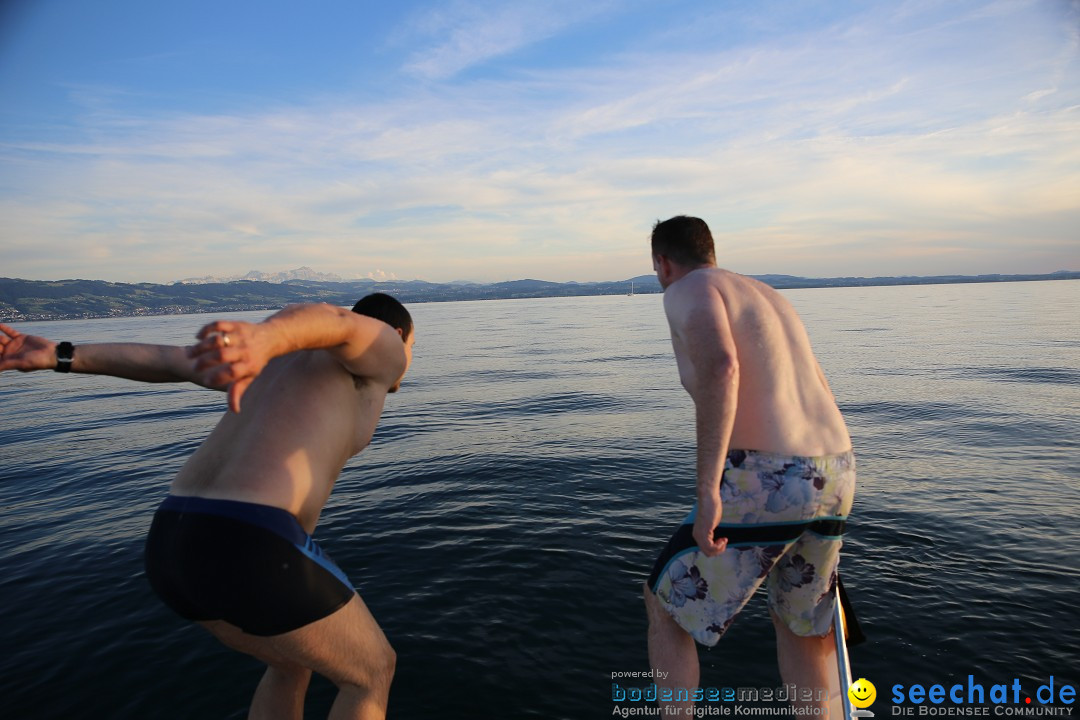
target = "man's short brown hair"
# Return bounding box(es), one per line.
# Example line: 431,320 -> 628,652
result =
651,216 -> 716,267
351,293 -> 412,339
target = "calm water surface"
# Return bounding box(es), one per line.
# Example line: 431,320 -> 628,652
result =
1,280 -> 1078,718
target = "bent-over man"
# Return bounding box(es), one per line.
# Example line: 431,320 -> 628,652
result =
0,295 -> 415,720
643,217 -> 855,717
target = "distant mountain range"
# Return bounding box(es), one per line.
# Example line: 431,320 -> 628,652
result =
2,270 -> 1077,322
177,266 -> 349,284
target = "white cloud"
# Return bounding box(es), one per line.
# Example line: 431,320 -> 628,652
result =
399,0 -> 610,79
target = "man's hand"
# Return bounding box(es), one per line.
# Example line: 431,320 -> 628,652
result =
187,320 -> 277,413
693,494 -> 728,557
0,324 -> 57,373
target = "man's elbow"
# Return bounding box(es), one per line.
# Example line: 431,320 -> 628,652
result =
704,357 -> 739,396
715,355 -> 738,383
685,356 -> 738,397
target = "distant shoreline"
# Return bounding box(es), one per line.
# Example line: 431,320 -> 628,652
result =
2,271 -> 1077,323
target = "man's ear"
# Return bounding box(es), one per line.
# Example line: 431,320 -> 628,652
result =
654,254 -> 672,276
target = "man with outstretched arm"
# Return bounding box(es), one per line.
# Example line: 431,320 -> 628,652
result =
643,217 -> 855,717
0,294 -> 415,720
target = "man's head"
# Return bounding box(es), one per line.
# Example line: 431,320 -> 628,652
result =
650,215 -> 716,288
351,293 -> 414,391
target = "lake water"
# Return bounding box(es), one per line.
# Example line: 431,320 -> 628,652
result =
1,280 -> 1078,718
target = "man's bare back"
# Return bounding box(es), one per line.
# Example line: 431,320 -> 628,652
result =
173,349 -> 391,531
663,267 -> 851,458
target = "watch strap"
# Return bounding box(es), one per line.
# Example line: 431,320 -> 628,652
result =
55,341 -> 74,373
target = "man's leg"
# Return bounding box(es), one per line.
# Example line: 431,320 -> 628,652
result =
202,593 -> 396,720
248,664 -> 312,720
645,583 -> 699,717
771,609 -> 841,718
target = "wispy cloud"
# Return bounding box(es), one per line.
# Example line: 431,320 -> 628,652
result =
399,0 -> 611,79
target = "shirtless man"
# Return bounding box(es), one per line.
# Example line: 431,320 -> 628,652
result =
643,217 -> 855,716
0,295 -> 414,720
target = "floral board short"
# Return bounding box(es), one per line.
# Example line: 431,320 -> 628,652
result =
647,449 -> 855,646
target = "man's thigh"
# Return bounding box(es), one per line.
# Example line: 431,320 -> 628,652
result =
766,535 -> 843,638
201,593 -> 394,685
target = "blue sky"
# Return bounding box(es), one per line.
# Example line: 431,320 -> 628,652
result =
1,0 -> 1078,283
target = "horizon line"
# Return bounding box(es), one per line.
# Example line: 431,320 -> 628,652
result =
4,269 -> 1079,287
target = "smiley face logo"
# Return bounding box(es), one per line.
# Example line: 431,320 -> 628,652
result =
849,678 -> 877,708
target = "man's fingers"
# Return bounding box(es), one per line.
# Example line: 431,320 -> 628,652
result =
189,323 -> 251,361
196,320 -> 237,341
0,326 -> 22,351
191,345 -> 247,372
200,361 -> 254,389
187,333 -> 261,405
228,378 -> 253,413
193,352 -> 244,385
189,334 -> 231,358
694,530 -> 728,557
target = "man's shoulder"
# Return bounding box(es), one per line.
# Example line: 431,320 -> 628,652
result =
274,348 -> 355,381
663,270 -> 731,326
709,269 -> 784,303
667,268 -> 744,302
680,267 -> 748,287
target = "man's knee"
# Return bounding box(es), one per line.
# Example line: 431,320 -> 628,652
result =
331,642 -> 395,700
380,643 -> 397,683
770,607 -> 833,648
363,637 -> 396,690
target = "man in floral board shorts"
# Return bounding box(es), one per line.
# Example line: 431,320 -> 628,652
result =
645,216 -> 856,717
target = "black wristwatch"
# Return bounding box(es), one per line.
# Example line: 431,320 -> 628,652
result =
55,342 -> 75,373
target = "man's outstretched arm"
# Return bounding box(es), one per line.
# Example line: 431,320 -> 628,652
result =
0,323 -> 202,384
2,303 -> 407,411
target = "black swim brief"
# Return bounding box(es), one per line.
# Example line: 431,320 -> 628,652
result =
144,495 -> 355,636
